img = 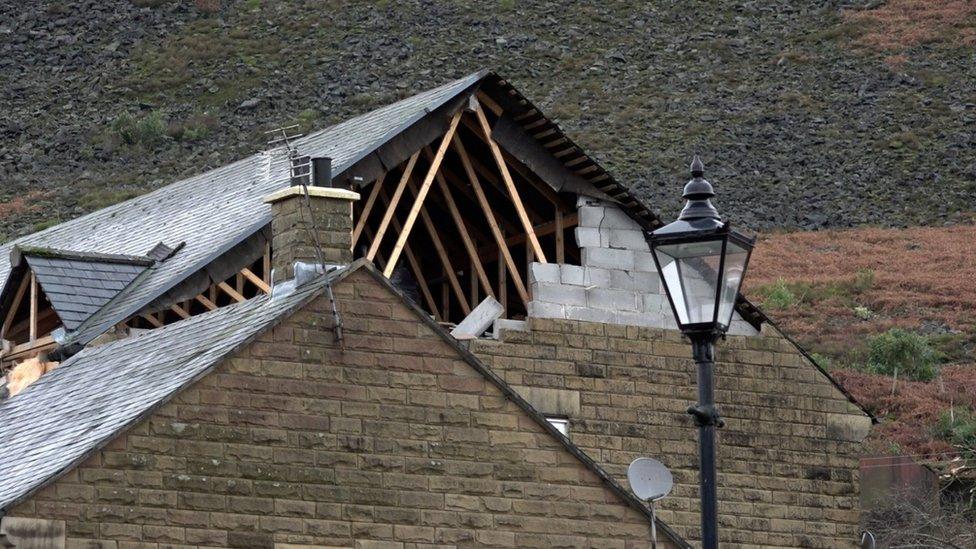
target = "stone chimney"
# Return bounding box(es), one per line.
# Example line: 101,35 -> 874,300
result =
263,186 -> 360,283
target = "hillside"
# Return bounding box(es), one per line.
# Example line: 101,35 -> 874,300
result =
1,0 -> 975,240
746,224 -> 976,462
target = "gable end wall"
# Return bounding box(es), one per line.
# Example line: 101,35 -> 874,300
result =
8,270 -> 670,549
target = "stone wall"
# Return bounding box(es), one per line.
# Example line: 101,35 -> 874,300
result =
470,317 -> 871,548
266,187 -> 358,282
8,270 -> 670,549
527,197 -> 758,336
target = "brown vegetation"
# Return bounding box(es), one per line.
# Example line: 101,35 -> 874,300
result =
746,224 -> 976,460
845,0 -> 976,50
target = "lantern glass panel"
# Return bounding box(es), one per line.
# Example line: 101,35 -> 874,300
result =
653,238 -> 724,327
717,240 -> 749,329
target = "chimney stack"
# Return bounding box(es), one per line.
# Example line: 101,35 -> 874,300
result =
263,185 -> 360,283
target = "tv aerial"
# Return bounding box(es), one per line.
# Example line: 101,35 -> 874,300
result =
628,457 -> 674,549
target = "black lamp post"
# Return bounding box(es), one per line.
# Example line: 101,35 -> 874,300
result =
645,156 -> 756,549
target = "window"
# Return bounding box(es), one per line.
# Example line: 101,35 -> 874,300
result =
546,417 -> 570,437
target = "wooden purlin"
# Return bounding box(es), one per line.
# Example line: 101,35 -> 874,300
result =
28,272 -> 38,343
217,281 -> 246,303
368,152 -> 419,262
471,101 -> 547,263
555,208 -> 565,264
422,148 -> 495,300
384,110 -> 463,278
452,134 -> 529,307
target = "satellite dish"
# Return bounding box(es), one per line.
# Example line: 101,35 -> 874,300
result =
628,457 -> 673,502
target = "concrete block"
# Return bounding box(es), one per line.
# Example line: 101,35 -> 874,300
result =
564,306 -> 613,324
579,204 -> 640,229
586,288 -> 639,311
528,300 -> 566,319
633,251 -> 657,272
582,267 -> 612,287
528,262 -> 561,285
559,264 -> 586,286
533,283 -> 587,306
578,205 -> 606,228
609,269 -> 636,290
640,293 -> 667,313
451,297 -> 504,340
573,226 -> 605,248
607,229 -> 649,251
633,271 -> 661,293
581,247 -> 634,271
576,195 -> 602,208
492,319 -> 527,340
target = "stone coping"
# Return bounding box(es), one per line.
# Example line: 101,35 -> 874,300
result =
263,186 -> 360,204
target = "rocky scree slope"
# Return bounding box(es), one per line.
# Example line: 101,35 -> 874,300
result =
1,0 -> 975,239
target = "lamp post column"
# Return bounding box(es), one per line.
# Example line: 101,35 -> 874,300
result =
688,333 -> 723,549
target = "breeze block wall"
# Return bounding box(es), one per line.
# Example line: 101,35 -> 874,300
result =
469,317 -> 872,548
528,197 -> 758,336
7,269 -> 670,549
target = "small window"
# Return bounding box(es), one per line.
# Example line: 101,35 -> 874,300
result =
546,417 -> 569,437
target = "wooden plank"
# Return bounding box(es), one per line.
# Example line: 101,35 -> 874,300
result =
422,147 -> 494,299
352,173 -> 385,247
241,267 -> 272,294
470,266 -> 478,307
170,304 -> 191,320
368,152 -> 419,262
2,274 -> 30,338
28,272 -> 37,343
475,91 -> 504,116
384,110 -> 463,277
452,134 -> 529,306
195,294 -> 218,311
6,335 -> 56,358
555,208 -> 565,264
140,314 -> 164,328
498,246 -> 507,310
472,101 -> 546,263
235,272 -> 245,295
406,179 -> 470,315
217,281 -> 246,303
437,164 -> 523,235
377,190 -> 440,321
263,242 -> 271,285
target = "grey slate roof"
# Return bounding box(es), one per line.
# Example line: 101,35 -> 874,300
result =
0,71 -> 487,347
0,267 -> 335,511
23,250 -> 151,331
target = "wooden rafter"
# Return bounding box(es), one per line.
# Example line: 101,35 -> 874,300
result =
217,281 -> 246,303
384,110 -> 463,277
422,148 -> 494,299
406,179 -> 470,315
555,208 -> 565,264
452,134 -> 529,306
240,267 -> 271,294
170,304 -> 191,320
195,294 -> 218,311
368,152 -> 419,262
140,314 -> 163,328
377,189 -> 440,321
352,173 -> 386,248
476,213 -> 578,258
471,101 -> 546,263
436,165 -> 522,236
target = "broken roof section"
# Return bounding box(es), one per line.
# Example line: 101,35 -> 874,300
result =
16,247 -> 152,331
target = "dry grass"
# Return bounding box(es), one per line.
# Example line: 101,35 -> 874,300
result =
845,0 -> 976,50
746,224 -> 976,352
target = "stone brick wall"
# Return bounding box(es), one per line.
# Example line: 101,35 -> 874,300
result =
8,270 -> 671,549
267,188 -> 357,282
469,318 -> 871,548
527,197 -> 757,336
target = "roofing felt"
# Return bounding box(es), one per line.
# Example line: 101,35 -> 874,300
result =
23,250 -> 151,331
0,71 -> 487,346
0,266 -> 334,512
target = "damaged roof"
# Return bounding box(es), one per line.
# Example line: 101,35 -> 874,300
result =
0,260 -> 689,547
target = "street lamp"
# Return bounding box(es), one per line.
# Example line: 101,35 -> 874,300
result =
645,156 -> 756,549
